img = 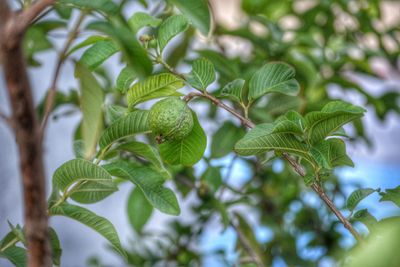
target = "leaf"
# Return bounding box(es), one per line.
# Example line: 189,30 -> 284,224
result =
104,162 -> 180,215
57,0 -> 119,14
159,112 -> 207,166
52,159 -> 117,204
116,66 -> 136,93
186,58 -> 215,90
79,40 -> 118,71
128,12 -> 162,33
0,246 -> 26,267
67,36 -> 110,56
127,187 -> 153,232
379,186 -> 400,207
49,203 -> 125,257
99,110 -> 150,150
157,15 -> 189,52
305,101 -> 366,144
221,79 -> 245,103
87,18 -> 152,78
248,62 -> 300,101
75,64 -> 104,159
201,167 -> 222,193
127,73 -> 184,107
167,0 -> 212,35
49,227 -> 62,266
211,121 -> 246,158
105,105 -> 127,124
303,173 -> 315,186
352,209 -> 378,230
309,139 -> 354,169
234,123 -> 311,161
115,141 -> 169,177
346,188 -> 377,212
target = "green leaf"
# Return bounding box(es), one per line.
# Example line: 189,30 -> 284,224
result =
186,58 -> 215,90
57,0 -> 119,14
346,188 -> 377,212
221,79 -> 245,103
352,209 -> 378,230
127,187 -> 153,232
116,66 -> 136,93
309,139 -> 354,169
75,64 -> 104,159
87,18 -> 152,78
234,123 -> 311,161
248,62 -> 300,101
49,203 -> 125,257
115,141 -> 169,178
0,246 -> 26,267
52,159 -> 117,204
167,0 -> 212,35
211,121 -> 246,158
303,173 -> 315,186
157,15 -> 189,52
99,110 -> 150,150
67,36 -> 110,56
305,101 -> 366,144
128,12 -> 162,33
127,73 -> 184,107
104,162 -> 180,215
159,112 -> 207,166
201,167 -> 222,193
379,186 -> 400,207
49,227 -> 62,266
105,105 -> 127,124
79,40 -> 118,71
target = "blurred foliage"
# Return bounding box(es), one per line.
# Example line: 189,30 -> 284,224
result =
1,0 -> 400,267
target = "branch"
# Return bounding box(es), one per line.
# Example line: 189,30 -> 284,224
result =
0,1 -> 54,266
0,111 -> 14,130
40,12 -> 86,139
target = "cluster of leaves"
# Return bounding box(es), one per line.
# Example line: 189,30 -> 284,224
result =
1,0 -> 400,266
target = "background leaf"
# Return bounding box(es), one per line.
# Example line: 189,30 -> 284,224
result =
79,40 -> 118,71
211,121 -> 246,158
127,187 -> 153,233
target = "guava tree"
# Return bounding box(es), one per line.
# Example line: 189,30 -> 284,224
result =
0,0 -> 399,266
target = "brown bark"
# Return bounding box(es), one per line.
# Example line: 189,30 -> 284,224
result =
0,1 -> 54,266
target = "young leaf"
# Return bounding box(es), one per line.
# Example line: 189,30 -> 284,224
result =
346,188 -> 377,212
379,186 -> 400,207
305,101 -> 365,144
159,112 -> 207,166
99,110 -> 150,150
309,139 -> 354,169
221,79 -> 245,103
127,73 -> 184,107
49,203 -> 126,257
128,12 -> 162,33
248,62 -> 300,101
75,64 -> 104,159
116,66 -> 136,93
79,40 -> 118,71
49,227 -> 62,266
127,187 -> 153,233
0,246 -> 26,267
52,159 -> 117,204
186,58 -> 215,91
104,162 -> 180,215
211,121 -> 246,158
157,15 -> 189,52
234,123 -> 311,161
167,0 -> 212,35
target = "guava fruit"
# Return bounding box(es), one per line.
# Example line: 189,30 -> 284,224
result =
149,97 -> 194,141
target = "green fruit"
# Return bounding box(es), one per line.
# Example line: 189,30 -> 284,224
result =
149,97 -> 194,141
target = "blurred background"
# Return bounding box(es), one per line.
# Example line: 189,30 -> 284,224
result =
1,0 -> 400,266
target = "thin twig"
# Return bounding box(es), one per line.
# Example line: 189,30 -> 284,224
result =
0,111 -> 14,130
230,222 -> 264,267
40,12 -> 86,140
